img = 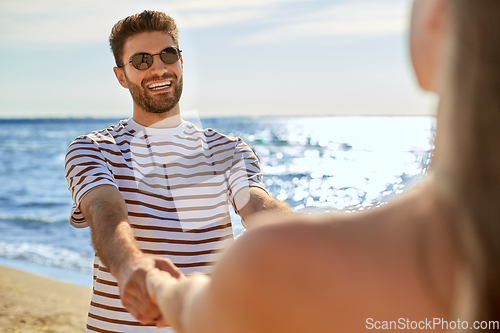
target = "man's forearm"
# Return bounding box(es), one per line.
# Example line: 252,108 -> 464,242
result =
80,185 -> 143,277
80,185 -> 180,323
87,201 -> 142,276
258,196 -> 292,215
237,187 -> 293,229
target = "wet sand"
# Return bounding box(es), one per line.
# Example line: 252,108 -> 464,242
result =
0,265 -> 92,332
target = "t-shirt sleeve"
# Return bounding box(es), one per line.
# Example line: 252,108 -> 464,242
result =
65,136 -> 118,228
227,138 -> 268,211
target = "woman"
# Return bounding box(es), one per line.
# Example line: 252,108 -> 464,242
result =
145,0 -> 500,331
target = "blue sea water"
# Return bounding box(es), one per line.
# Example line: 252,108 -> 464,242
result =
0,117 -> 435,286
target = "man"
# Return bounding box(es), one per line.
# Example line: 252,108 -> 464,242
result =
65,10 -> 291,333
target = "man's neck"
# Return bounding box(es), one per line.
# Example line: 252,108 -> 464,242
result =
132,105 -> 182,128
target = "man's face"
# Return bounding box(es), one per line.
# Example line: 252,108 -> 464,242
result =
116,31 -> 183,114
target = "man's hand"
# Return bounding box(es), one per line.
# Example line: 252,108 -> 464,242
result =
116,255 -> 184,325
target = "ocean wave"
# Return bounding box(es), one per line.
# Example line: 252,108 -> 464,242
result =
15,201 -> 69,208
0,241 -> 94,273
0,213 -> 68,224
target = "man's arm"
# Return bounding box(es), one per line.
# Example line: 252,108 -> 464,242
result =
234,187 -> 293,229
80,185 -> 183,325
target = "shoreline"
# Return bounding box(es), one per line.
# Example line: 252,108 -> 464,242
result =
0,257 -> 93,287
0,265 -> 92,332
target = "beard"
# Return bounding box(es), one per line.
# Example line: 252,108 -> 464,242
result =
126,73 -> 183,114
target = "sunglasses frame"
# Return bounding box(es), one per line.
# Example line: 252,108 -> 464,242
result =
118,47 -> 182,70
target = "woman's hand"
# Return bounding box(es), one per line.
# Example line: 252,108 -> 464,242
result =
146,268 -> 184,327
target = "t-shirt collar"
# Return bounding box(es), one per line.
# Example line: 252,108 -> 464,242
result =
124,117 -> 187,138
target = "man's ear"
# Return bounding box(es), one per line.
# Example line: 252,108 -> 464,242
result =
113,67 -> 129,89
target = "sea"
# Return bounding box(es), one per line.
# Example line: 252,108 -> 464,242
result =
0,116 -> 435,286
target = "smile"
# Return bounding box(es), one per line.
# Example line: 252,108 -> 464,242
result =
147,80 -> 172,91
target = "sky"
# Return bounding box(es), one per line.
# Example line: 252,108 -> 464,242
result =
0,0 -> 437,118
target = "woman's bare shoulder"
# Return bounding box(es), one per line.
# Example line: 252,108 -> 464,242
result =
208,212 -> 387,331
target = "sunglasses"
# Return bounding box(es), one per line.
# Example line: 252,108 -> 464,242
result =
119,47 -> 182,70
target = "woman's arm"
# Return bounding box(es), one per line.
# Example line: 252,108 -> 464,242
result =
145,221 -> 291,333
147,270 -> 212,332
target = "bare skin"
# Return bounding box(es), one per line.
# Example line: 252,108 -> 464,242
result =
144,0 -> 460,331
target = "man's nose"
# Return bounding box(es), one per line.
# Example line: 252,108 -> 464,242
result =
149,55 -> 168,74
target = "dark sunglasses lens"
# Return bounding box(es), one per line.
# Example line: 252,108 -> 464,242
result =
131,54 -> 153,70
160,48 -> 180,64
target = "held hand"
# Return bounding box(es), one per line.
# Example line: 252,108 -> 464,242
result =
115,255 -> 183,325
146,268 -> 184,328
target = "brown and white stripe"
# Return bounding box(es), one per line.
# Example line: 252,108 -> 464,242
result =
65,118 -> 266,333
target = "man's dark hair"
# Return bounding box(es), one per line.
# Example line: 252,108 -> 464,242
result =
109,10 -> 180,67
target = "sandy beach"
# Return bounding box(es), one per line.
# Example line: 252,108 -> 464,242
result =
0,265 -> 92,333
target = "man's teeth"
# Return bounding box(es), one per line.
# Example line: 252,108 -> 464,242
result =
148,81 -> 172,90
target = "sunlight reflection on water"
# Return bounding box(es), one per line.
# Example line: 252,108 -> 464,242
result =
241,117 -> 435,213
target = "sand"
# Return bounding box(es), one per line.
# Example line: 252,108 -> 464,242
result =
0,265 -> 92,333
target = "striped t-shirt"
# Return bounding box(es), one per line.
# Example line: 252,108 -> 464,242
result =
65,118 -> 266,333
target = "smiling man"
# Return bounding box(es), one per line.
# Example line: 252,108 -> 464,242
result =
64,10 -> 291,333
